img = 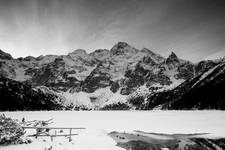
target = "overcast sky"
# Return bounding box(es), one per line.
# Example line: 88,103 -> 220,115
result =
0,0 -> 225,62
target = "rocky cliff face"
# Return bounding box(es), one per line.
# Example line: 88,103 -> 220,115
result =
0,42 -> 222,110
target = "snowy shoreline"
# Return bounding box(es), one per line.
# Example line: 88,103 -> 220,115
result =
1,111 -> 225,150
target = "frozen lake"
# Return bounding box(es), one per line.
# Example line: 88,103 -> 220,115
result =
2,111 -> 225,150
3,111 -> 225,137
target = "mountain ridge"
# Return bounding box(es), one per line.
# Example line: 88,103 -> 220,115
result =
0,42 -> 224,110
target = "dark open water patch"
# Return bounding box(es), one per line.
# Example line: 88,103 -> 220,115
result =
109,131 -> 225,150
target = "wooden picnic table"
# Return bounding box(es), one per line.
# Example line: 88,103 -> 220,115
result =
22,126 -> 86,141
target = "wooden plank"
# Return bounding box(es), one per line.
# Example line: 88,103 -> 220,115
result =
28,134 -> 79,137
24,118 -> 53,123
22,126 -> 86,130
69,128 -> 72,142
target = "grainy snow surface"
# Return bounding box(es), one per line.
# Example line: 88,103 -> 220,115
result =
1,111 -> 225,150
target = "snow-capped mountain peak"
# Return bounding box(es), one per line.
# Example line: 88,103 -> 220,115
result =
110,42 -> 138,56
166,51 -> 179,64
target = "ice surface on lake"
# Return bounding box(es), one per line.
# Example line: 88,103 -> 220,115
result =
3,111 -> 225,136
2,111 -> 225,150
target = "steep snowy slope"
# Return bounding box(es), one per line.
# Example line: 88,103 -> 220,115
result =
143,61 -> 225,110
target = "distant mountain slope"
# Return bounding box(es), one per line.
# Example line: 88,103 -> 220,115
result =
143,61 -> 225,110
0,42 -> 223,110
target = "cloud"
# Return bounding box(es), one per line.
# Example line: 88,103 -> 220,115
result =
0,0 -> 225,62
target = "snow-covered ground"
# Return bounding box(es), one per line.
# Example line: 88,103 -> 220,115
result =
1,111 -> 225,150
61,87 -> 127,109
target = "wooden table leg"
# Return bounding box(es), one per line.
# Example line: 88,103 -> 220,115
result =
36,129 -> 38,139
69,128 -> 72,142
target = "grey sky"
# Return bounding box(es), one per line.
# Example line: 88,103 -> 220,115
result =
0,0 -> 225,62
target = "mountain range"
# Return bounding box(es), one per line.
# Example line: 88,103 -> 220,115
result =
0,42 -> 224,110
